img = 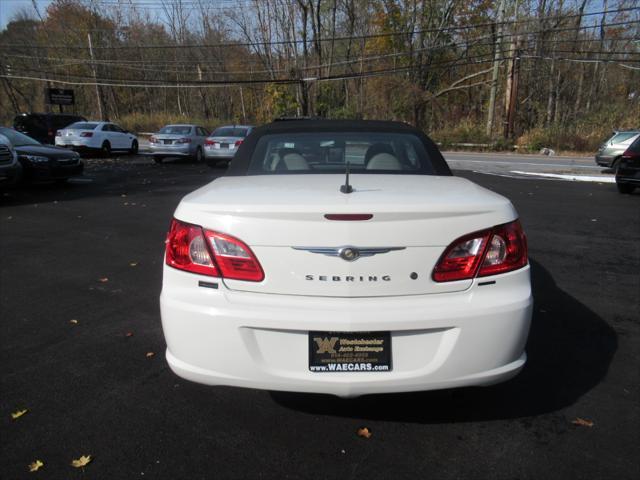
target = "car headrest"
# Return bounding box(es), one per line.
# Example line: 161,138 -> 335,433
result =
280,152 -> 310,170
365,152 -> 402,170
272,148 -> 310,171
364,143 -> 394,165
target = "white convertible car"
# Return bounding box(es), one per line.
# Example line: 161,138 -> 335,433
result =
160,119 -> 532,397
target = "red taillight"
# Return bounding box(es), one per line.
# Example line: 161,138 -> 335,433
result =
149,136 -> 158,143
622,150 -> 640,159
165,219 -> 264,282
432,220 -> 527,282
234,140 -> 243,147
165,219 -> 219,277
205,139 -> 218,146
176,137 -> 192,144
80,132 -> 93,137
203,230 -> 264,281
477,220 -> 528,277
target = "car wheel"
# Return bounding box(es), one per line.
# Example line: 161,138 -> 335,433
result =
153,156 -> 164,164
194,147 -> 203,163
101,141 -> 111,157
616,182 -> 635,194
610,157 -> 621,171
129,140 -> 139,155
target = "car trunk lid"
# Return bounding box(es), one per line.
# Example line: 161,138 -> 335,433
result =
174,175 -> 517,297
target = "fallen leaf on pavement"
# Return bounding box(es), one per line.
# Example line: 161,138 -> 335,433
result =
572,417 -> 594,427
71,455 -> 92,468
69,319 -> 79,325
146,352 -> 155,358
126,332 -> 134,337
28,460 -> 44,472
356,427 -> 372,439
98,277 -> 109,283
11,409 -> 28,420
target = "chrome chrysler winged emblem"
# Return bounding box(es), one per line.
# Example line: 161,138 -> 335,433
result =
292,246 -> 405,262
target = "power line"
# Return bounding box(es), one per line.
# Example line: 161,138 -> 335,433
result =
5,46 -> 638,90
4,54 -> 637,89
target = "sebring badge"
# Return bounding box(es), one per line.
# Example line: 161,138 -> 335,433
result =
292,246 -> 405,261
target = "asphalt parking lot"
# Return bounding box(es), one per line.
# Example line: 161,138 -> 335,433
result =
1,156 -> 638,479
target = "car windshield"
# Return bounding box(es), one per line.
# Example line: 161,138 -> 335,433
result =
212,127 -> 249,137
159,125 -> 192,135
247,132 -> 436,175
69,122 -> 98,130
611,132 -> 638,143
0,127 -> 40,146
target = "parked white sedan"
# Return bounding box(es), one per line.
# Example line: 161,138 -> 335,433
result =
55,121 -> 138,155
160,119 -> 532,397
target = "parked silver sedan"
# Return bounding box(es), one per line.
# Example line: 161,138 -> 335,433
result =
149,124 -> 209,163
204,125 -> 254,167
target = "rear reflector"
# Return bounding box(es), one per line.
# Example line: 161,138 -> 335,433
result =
324,214 -> 373,221
165,219 -> 264,282
432,220 -> 527,282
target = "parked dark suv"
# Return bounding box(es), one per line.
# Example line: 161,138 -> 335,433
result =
13,113 -> 87,145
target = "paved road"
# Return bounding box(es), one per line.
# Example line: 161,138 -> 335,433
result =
1,160 -> 638,479
443,151 -> 608,177
136,139 -> 606,177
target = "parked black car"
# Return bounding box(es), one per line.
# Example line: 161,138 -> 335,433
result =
616,136 -> 640,194
0,127 -> 83,183
13,113 -> 87,145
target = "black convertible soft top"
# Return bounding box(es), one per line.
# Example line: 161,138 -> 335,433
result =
225,119 -> 452,176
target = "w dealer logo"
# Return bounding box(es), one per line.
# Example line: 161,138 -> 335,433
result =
314,337 -> 339,354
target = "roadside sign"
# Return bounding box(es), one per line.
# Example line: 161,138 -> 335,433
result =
46,88 -> 75,105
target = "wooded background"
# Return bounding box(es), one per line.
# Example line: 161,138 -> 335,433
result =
1,0 -> 638,151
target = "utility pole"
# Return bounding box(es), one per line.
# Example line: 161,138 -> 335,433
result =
486,0 -> 506,137
503,0 -> 520,140
503,46 -> 520,139
87,33 -> 104,120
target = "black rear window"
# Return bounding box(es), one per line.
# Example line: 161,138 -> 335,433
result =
159,125 -> 192,135
213,127 -> 249,137
247,132 -> 436,175
68,122 -> 98,130
14,115 -> 44,129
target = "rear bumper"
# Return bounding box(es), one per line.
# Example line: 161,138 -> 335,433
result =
595,154 -> 614,167
55,139 -> 97,150
160,265 -> 533,397
149,144 -> 192,156
204,147 -> 237,160
616,169 -> 640,185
